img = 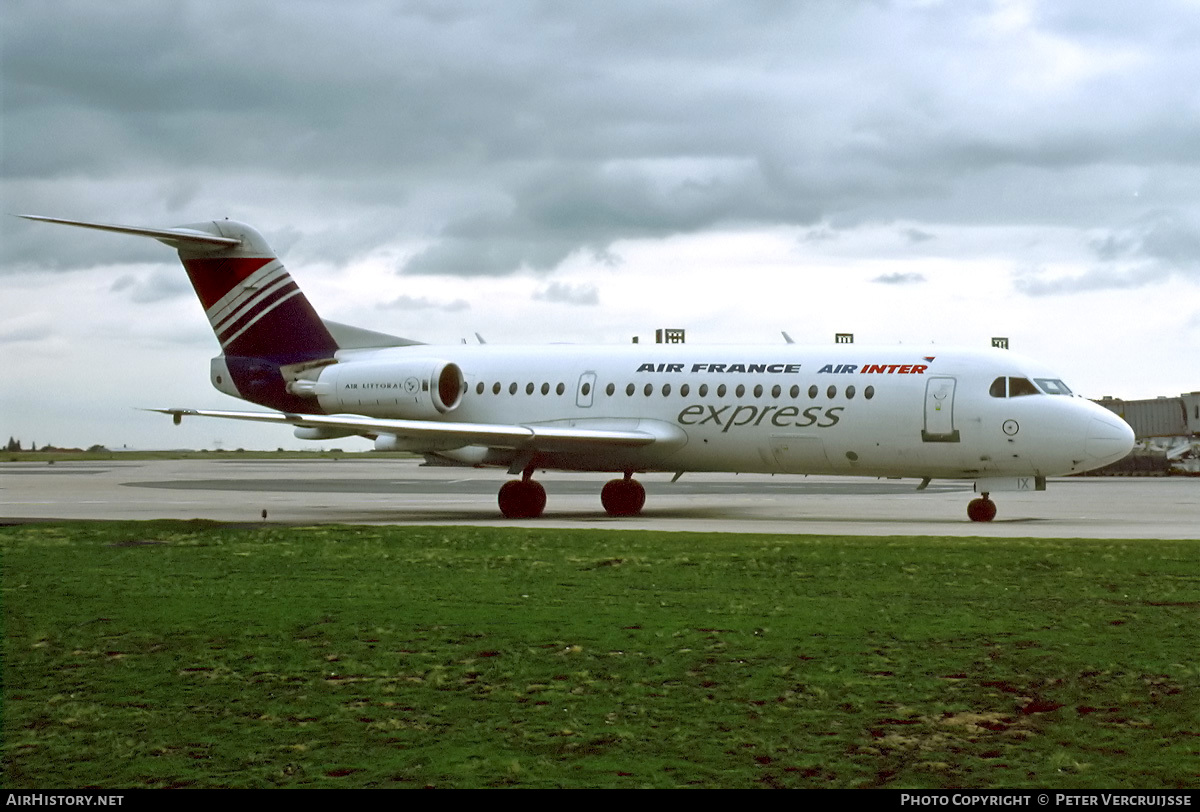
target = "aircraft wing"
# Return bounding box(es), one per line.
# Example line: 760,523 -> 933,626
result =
147,408 -> 669,452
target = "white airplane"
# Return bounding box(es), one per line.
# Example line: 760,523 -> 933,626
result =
22,215 -> 1136,522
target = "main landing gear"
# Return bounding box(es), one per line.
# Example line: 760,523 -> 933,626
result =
497,470 -> 547,519
967,494 -> 998,523
496,471 -> 647,519
600,473 -> 646,517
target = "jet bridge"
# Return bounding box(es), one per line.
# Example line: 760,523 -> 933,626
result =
1092,392 -> 1200,475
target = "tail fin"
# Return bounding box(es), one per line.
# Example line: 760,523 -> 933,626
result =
177,220 -> 341,363
20,215 -> 338,364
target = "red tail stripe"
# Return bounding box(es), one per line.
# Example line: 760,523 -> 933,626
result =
182,257 -> 275,310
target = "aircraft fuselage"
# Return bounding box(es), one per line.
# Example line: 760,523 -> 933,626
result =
245,342 -> 1130,482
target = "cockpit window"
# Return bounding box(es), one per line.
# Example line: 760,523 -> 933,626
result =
1009,377 -> 1039,397
990,376 -> 1041,397
1035,378 -> 1073,395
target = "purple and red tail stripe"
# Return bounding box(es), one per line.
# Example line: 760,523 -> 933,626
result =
182,255 -> 337,362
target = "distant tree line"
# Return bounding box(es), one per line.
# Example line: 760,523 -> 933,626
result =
6,437 -> 107,453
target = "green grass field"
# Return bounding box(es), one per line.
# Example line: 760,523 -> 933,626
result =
3,522 -> 1198,789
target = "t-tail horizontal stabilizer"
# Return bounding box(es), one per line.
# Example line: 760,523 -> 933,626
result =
18,214 -> 242,250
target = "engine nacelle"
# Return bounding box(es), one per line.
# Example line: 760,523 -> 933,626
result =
312,359 -> 465,419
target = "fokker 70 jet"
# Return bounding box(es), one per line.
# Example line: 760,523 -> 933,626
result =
22,215 -> 1135,521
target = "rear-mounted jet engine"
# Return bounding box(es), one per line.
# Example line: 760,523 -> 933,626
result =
289,359 -> 465,420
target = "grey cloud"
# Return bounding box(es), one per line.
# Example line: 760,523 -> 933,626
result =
377,294 -> 470,312
110,275 -> 135,293
7,1 -> 1200,279
872,272 -> 926,285
533,282 -> 600,306
109,268 -> 192,303
0,318 -> 52,344
1012,243 -> 1200,296
404,232 -> 581,277
1019,210 -> 1200,295
902,228 -> 935,244
1013,264 -> 1174,296
1089,211 -> 1200,268
402,160 -> 797,275
801,226 -> 839,244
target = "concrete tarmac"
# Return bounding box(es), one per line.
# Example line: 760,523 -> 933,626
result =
1,458 -> 1196,538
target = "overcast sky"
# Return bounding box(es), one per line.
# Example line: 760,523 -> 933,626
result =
3,0 -> 1199,451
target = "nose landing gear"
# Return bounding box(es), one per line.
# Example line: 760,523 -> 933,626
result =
967,494 -> 997,522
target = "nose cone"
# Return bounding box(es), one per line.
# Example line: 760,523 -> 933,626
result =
1085,414 -> 1136,467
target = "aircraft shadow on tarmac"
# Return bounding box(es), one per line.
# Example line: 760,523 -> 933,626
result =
118,476 -> 1022,526
125,477 -> 972,496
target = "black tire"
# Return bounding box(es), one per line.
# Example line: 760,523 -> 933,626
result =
601,478 -> 646,517
499,479 -> 547,519
967,497 -> 997,522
